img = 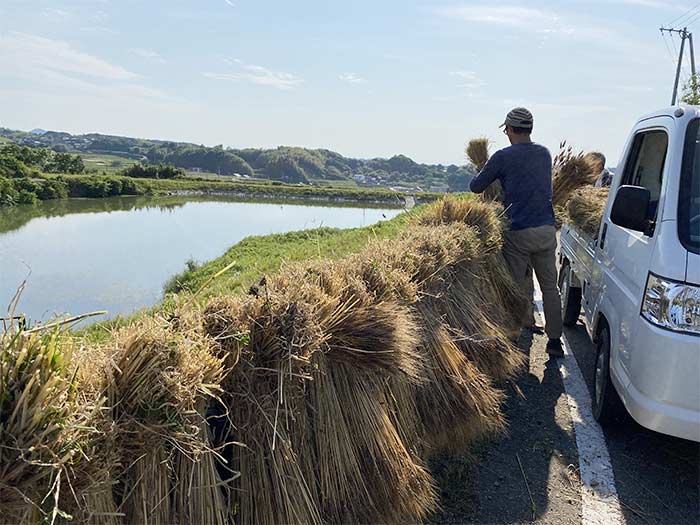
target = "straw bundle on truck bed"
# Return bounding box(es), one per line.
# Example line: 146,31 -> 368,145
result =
552,144 -> 599,208
567,186 -> 610,238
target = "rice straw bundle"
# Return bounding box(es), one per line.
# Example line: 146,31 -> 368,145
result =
409,304 -> 506,451
105,316 -> 227,525
309,281 -> 437,522
0,328 -> 94,524
567,186 -> 610,238
551,143 -> 598,209
417,196 -> 528,337
311,357 -> 438,523
62,343 -> 119,525
466,138 -> 490,171
418,196 -> 507,255
466,137 -> 502,202
204,293 -> 323,525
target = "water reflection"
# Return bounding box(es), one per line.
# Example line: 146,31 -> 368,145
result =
0,196 -> 402,324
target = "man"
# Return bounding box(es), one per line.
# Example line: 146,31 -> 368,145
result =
589,152 -> 612,187
469,107 -> 564,356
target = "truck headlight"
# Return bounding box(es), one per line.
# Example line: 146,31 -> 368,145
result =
642,274 -> 700,335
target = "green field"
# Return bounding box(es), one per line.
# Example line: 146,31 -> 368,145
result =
81,153 -> 137,174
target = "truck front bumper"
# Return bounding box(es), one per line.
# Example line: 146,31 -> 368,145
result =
615,319 -> 700,442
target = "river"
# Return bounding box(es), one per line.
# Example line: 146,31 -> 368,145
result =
0,196 -> 402,325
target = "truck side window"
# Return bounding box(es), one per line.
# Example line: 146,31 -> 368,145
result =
621,130 -> 668,221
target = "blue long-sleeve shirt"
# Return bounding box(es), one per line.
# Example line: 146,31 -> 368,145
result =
469,142 -> 555,231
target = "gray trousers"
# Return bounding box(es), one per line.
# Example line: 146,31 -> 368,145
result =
503,225 -> 563,340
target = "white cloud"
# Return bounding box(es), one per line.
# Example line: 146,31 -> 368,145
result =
449,70 -> 484,89
204,60 -> 303,90
339,73 -> 367,84
0,32 -> 176,103
224,0 -> 236,6
80,26 -> 119,35
41,8 -> 70,18
0,32 -> 136,81
130,48 -> 166,63
608,0 -> 689,9
436,3 -> 661,55
438,5 -> 561,29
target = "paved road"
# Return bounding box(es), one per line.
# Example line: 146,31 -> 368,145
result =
432,317 -> 699,524
564,320 -> 699,525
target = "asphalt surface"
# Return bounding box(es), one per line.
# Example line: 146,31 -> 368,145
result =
432,330 -> 583,524
564,320 -> 700,525
432,320 -> 699,524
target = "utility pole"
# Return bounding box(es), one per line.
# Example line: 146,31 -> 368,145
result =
660,26 -> 697,104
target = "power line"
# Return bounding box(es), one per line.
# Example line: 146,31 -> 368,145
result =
667,3 -> 700,27
662,32 -> 677,64
684,9 -> 700,27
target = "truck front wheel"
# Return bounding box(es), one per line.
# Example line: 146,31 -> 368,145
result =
559,263 -> 582,326
592,324 -> 624,425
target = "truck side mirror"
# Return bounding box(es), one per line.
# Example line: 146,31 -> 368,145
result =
610,185 -> 651,233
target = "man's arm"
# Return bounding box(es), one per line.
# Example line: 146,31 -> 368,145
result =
469,152 -> 501,194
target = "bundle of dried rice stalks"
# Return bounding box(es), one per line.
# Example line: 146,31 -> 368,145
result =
0,328 -> 96,524
466,137 -> 502,202
466,137 -> 490,172
567,186 -> 610,238
204,292 -> 324,525
552,143 -> 598,209
417,196 -> 528,338
105,315 -> 227,525
205,268 -> 441,524
410,304 -> 506,451
418,196 -> 507,255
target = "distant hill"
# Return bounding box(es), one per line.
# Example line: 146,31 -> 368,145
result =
0,127 -> 474,191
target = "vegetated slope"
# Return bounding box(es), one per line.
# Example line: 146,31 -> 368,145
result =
0,127 -> 475,189
8,195 -> 522,524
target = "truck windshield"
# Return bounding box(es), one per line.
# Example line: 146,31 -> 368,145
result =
680,118 -> 700,254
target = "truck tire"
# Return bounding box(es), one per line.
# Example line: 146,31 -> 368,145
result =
559,262 -> 582,327
592,324 -> 625,425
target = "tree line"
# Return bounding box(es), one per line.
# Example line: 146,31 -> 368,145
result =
0,128 -> 475,189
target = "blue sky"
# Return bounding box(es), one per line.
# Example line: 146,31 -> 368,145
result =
0,0 -> 695,165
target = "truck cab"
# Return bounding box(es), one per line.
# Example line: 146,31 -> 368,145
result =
559,106 -> 700,442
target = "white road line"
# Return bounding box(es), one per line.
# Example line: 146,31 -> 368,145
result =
534,282 -> 625,525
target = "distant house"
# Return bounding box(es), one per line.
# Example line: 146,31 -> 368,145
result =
353,174 -> 366,183
189,167 -> 202,173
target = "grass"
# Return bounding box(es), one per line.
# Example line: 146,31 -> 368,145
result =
81,153 -> 137,174
164,210 -> 417,297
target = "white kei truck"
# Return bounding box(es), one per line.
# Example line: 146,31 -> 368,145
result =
559,105 -> 700,442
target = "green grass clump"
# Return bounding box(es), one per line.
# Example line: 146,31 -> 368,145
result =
165,209 -> 417,298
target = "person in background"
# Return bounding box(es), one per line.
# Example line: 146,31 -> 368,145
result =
590,152 -> 612,187
469,107 -> 564,357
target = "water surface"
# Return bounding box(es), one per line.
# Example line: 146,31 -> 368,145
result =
0,196 -> 401,324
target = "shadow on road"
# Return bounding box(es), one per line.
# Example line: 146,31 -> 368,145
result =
564,321 -> 700,525
431,330 -> 582,524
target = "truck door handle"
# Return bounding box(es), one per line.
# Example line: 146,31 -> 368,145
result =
600,223 -> 608,249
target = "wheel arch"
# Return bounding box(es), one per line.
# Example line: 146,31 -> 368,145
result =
559,255 -> 583,289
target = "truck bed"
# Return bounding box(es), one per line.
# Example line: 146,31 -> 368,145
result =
559,222 -> 597,289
